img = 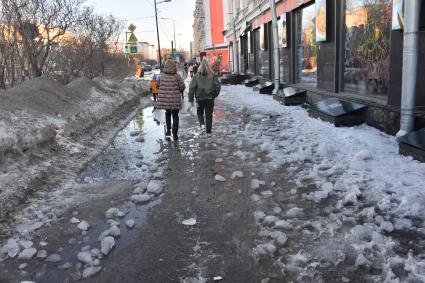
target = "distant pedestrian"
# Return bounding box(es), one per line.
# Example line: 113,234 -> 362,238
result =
193,63 -> 198,75
188,64 -> 194,78
157,60 -> 186,140
188,59 -> 221,136
150,74 -> 159,101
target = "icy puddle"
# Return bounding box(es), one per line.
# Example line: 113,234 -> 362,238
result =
80,106 -> 166,182
0,106 -> 169,282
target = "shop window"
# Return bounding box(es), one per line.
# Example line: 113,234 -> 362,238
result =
278,13 -> 288,48
295,4 -> 317,84
344,0 -> 392,95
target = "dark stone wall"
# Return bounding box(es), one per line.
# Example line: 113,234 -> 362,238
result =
387,30 -> 403,107
316,0 -> 336,92
280,48 -> 291,84
259,50 -> 270,79
248,53 -> 255,74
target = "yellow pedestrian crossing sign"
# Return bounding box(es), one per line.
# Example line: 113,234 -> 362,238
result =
128,32 -> 138,43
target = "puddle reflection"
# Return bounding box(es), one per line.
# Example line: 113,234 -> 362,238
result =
80,107 -> 165,182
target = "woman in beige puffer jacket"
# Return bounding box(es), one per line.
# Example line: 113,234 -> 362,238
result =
157,60 -> 185,140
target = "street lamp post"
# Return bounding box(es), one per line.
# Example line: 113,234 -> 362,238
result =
154,0 -> 171,69
161,17 -> 176,54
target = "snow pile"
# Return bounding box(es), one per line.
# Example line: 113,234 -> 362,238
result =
0,76 -> 149,221
216,84 -> 425,281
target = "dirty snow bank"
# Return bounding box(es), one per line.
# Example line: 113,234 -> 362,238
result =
0,76 -> 149,222
217,85 -> 425,282
0,77 -> 147,161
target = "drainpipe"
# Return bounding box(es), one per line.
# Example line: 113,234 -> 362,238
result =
397,0 -> 421,139
232,5 -> 240,73
233,20 -> 240,73
269,0 -> 280,95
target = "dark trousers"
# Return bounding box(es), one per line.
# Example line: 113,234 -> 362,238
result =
153,93 -> 157,101
165,109 -> 179,135
197,99 -> 214,133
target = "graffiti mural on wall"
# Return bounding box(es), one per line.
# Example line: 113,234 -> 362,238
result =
344,0 -> 392,95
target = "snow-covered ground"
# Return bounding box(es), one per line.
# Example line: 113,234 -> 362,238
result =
0,76 -> 150,233
1,79 -> 425,282
216,85 -> 425,282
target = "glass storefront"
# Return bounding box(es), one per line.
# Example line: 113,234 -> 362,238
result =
295,4 -> 317,84
344,0 -> 392,95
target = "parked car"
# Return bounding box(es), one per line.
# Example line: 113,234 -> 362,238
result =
143,64 -> 152,72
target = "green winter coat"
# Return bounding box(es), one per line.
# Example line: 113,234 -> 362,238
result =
188,74 -> 221,103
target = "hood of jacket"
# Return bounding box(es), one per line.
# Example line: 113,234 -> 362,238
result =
163,61 -> 177,75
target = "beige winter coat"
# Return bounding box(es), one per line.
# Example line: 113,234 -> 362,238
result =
157,62 -> 185,110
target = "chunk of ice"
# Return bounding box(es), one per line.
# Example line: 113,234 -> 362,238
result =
231,171 -> 244,179
82,266 -> 102,278
36,250 -> 47,258
130,194 -> 152,204
274,220 -> 293,230
70,217 -> 80,224
254,243 -> 277,256
355,253 -> 371,267
1,239 -> 19,258
109,226 -> 121,237
286,207 -> 303,217
101,237 -> 115,256
182,218 -> 197,226
77,221 -> 90,231
105,208 -> 125,219
251,179 -> 265,190
263,216 -> 278,225
18,248 -> 37,260
77,251 -> 94,265
215,175 -> 226,182
147,180 -> 163,195
45,254 -> 62,263
125,220 -> 135,229
19,240 -> 33,249
254,211 -> 266,223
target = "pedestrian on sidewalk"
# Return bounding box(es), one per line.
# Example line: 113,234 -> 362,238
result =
150,74 -> 159,112
157,60 -> 186,140
188,59 -> 221,136
150,74 -> 159,101
188,64 -> 194,78
193,63 -> 198,75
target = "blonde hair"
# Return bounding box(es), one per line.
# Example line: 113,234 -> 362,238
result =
198,58 -> 214,77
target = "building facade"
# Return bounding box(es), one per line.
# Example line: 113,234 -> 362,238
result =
224,0 -> 425,135
138,42 -> 157,62
192,0 -> 205,61
193,0 -> 229,72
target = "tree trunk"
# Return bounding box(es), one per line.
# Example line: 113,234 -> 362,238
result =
0,62 -> 6,89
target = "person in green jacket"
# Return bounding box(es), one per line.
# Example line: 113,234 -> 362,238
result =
189,59 -> 221,135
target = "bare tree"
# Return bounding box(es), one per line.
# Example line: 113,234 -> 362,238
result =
71,9 -> 124,78
2,0 -> 85,77
0,0 -> 129,87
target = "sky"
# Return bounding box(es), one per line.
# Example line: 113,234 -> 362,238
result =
88,0 -> 196,51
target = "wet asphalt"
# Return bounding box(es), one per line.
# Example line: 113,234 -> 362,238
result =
0,93 -> 266,283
